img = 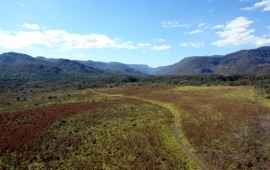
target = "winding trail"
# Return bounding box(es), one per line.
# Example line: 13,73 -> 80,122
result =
94,91 -> 208,170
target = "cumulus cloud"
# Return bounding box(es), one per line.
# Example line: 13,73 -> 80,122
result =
212,16 -> 270,46
179,42 -> 205,48
0,30 -> 53,49
151,45 -> 171,50
185,29 -> 202,34
226,17 -> 253,29
240,0 -> 270,11
154,38 -> 164,42
0,29 -> 140,50
21,23 -> 40,30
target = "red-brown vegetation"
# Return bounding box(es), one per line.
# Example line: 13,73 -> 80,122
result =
0,96 -> 183,169
0,102 -> 94,167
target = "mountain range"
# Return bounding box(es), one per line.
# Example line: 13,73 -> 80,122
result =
0,46 -> 270,79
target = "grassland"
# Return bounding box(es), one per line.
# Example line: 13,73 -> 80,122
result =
1,84 -> 270,169
97,85 -> 270,169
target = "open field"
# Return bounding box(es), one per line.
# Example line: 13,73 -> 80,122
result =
97,85 -> 270,169
1,84 -> 270,169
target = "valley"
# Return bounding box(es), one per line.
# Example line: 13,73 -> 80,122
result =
1,46 -> 270,169
2,0 -> 270,168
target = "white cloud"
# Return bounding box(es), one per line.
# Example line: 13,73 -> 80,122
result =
151,45 -> 171,50
240,0 -> 270,11
254,38 -> 270,46
113,38 -> 122,42
212,25 -> 224,29
240,7 -> 254,10
185,29 -> 202,34
162,21 -> 180,28
0,30 -> 53,49
0,29 -> 139,50
21,23 -> 40,30
212,16 -> 270,46
267,26 -> 270,30
225,16 -> 253,29
198,23 -> 206,27
254,0 -> 270,11
179,43 -> 189,47
117,41 -> 140,50
154,38 -> 164,42
179,42 -> 205,48
21,4 -> 25,7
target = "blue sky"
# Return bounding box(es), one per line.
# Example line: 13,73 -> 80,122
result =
0,0 -> 270,67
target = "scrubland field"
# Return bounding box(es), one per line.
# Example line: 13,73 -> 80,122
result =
1,84 -> 270,169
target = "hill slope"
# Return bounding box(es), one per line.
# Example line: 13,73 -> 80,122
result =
0,53 -> 105,79
152,56 -> 196,75
127,64 -> 155,74
0,52 -> 45,64
53,59 -> 104,75
1,46 -> 270,77
156,46 -> 270,75
80,61 -> 143,75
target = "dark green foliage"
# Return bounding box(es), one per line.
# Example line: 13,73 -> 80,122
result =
1,74 -> 270,94
255,82 -> 270,98
122,76 -> 139,83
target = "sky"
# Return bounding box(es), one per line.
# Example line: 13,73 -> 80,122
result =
0,0 -> 270,67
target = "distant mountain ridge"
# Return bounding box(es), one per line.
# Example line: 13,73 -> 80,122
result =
0,52 -> 145,79
52,59 -> 104,75
1,46 -> 270,79
127,64 -> 154,74
160,46 -> 270,75
79,61 -> 143,75
152,56 -> 196,75
0,52 -> 45,64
